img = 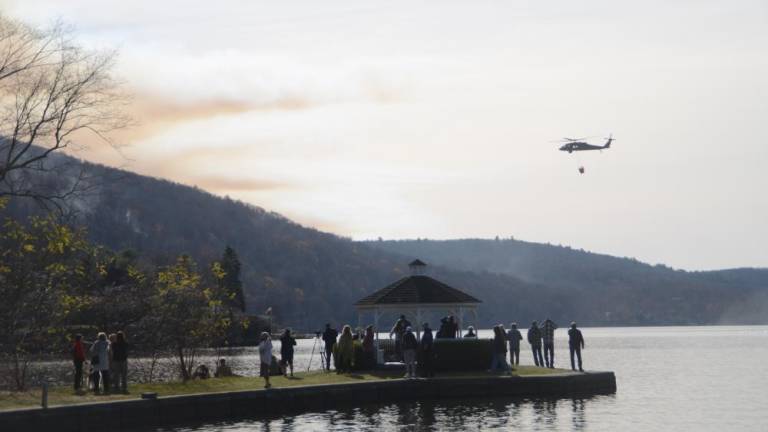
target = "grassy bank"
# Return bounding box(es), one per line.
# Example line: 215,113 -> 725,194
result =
0,366 -> 569,411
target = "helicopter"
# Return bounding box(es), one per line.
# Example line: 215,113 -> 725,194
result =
558,135 -> 614,153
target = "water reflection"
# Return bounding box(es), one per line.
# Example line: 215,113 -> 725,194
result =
157,395 -> 598,432
571,398 -> 586,430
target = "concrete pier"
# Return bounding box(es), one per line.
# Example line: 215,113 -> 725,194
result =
0,371 -> 616,432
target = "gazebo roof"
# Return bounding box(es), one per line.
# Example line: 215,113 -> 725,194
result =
355,275 -> 481,306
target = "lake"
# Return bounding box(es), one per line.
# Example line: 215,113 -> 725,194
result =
143,325 -> 768,431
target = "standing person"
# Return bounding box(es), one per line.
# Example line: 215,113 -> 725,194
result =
111,331 -> 128,393
528,321 -> 544,367
447,316 -> 459,338
436,317 -> 448,338
89,332 -> 111,394
72,334 -> 86,392
258,332 -> 273,389
420,323 -> 435,378
280,328 -> 297,377
568,322 -> 585,372
389,317 -> 406,361
463,326 -> 477,338
362,325 -> 376,369
335,325 -> 355,373
541,318 -> 558,368
489,325 -> 510,373
322,323 -> 338,371
507,323 -> 523,369
402,326 -> 418,378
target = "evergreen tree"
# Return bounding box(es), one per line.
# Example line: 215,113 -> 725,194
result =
220,246 -> 246,312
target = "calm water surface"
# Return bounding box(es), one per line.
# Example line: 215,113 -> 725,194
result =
150,326 -> 768,431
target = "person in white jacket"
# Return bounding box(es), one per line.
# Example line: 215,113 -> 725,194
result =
89,332 -> 111,394
258,332 -> 273,389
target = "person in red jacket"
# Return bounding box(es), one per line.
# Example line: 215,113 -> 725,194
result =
72,334 -> 86,391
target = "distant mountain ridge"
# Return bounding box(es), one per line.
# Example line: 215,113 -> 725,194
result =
363,239 -> 768,325
5,153 -> 768,327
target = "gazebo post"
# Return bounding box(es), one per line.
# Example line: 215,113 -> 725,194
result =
357,310 -> 362,330
416,307 -> 422,339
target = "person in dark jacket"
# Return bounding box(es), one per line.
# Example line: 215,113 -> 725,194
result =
436,316 -> 448,338
447,315 -> 459,338
111,331 -> 128,393
280,328 -> 297,377
463,326 -> 477,338
72,334 -> 86,391
390,317 -> 406,361
541,318 -> 558,368
507,323 -> 523,368
490,325 -> 510,373
362,325 -> 376,369
528,321 -> 544,367
568,322 -> 585,372
322,324 -> 338,371
402,326 -> 418,378
420,322 -> 435,378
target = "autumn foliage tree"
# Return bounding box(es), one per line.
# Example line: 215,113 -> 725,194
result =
0,203 -> 93,390
143,255 -> 231,381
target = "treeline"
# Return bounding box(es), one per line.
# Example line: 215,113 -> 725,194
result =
0,199 -> 254,391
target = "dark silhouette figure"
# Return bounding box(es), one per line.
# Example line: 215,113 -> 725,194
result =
568,322 -> 585,372
280,328 -> 297,377
362,325 -> 376,369
528,321 -> 544,367
541,318 -> 558,368
390,315 -> 409,361
507,323 -> 523,367
72,334 -> 86,391
420,322 -> 435,377
322,323 -> 338,371
447,315 -> 459,338
490,325 -> 510,373
111,331 -> 128,393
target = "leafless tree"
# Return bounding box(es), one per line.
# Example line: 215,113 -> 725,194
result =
0,15 -> 128,212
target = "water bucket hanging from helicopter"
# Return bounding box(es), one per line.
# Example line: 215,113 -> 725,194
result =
555,134 -> 615,175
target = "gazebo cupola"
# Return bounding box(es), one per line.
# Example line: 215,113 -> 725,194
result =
409,259 -> 427,275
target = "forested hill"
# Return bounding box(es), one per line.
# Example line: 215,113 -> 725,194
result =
6,154 -> 768,327
363,239 -> 768,325
4,156 -> 553,329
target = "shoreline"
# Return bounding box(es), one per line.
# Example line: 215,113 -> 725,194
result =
0,371 -> 616,432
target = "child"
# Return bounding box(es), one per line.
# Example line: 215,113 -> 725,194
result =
258,332 -> 273,388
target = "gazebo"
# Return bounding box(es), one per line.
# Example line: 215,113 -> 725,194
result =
354,260 -> 481,338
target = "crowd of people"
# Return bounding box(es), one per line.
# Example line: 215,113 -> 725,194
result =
71,330 -> 238,394
263,316 -> 585,385
70,331 -> 129,394
76,318 -> 587,392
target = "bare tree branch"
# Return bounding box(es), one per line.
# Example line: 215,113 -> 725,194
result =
0,15 -> 129,210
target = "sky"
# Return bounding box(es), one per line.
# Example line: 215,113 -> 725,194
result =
3,0 -> 767,270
